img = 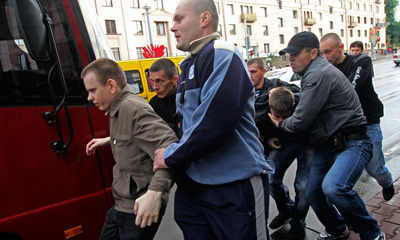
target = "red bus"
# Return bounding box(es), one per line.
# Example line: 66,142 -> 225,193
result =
0,0 -> 116,239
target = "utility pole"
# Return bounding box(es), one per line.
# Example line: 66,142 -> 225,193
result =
143,4 -> 154,57
244,10 -> 249,60
372,9 -> 376,60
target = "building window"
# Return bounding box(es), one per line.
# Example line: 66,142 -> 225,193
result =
105,20 -> 117,34
307,28 -> 311,32
293,10 -> 298,19
154,0 -> 163,10
365,30 -> 367,37
356,3 -> 359,10
319,28 -> 323,37
318,12 -> 322,20
229,24 -> 236,35
371,18 -> 373,24
215,2 -> 220,14
341,15 -> 344,22
340,29 -> 344,37
376,6 -> 380,13
369,5 -> 372,12
218,24 -> 222,36
262,7 -> 267,17
263,26 -> 268,36
294,27 -> 299,34
156,22 -> 166,35
330,21 -> 333,29
278,18 -> 283,27
357,16 -> 361,23
246,25 -> 252,35
350,29 -> 353,37
277,0 -> 282,9
279,35 -> 284,44
364,17 -> 367,24
133,21 -> 143,35
112,47 -> 120,61
132,0 -> 139,8
228,4 -> 234,15
136,47 -> 145,59
241,5 -> 251,14
358,30 -> 361,37
329,6 -> 333,13
264,43 -> 270,53
364,4 -> 366,11
349,2 -> 352,9
104,0 -> 112,7
305,11 -> 312,19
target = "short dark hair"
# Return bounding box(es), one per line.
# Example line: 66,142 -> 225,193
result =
149,58 -> 178,80
81,58 -> 126,87
350,41 -> 364,50
247,58 -> 264,71
269,87 -> 294,114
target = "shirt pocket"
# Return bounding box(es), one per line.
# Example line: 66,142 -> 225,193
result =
111,134 -> 131,165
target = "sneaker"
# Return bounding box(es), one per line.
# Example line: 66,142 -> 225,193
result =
269,214 -> 291,229
288,227 -> 306,240
382,184 -> 395,201
373,232 -> 386,240
315,228 -> 349,240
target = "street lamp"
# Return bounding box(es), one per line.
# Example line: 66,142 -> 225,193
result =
143,4 -> 154,57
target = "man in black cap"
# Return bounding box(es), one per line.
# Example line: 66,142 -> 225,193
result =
269,31 -> 385,240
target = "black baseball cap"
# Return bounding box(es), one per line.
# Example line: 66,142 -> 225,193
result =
279,31 -> 319,55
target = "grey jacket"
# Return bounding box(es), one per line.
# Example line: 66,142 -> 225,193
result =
109,85 -> 178,213
280,56 -> 366,145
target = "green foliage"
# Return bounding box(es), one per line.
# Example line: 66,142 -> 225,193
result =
386,0 -> 400,46
265,53 -> 279,66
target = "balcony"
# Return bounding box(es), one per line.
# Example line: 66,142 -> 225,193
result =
241,13 -> 257,22
304,18 -> 316,25
348,21 -> 357,28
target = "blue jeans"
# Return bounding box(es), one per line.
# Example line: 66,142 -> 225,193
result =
365,124 -> 393,188
268,142 -> 313,229
99,204 -> 166,240
306,139 -> 381,240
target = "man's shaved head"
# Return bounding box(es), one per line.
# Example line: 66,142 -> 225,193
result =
184,0 -> 219,31
320,32 -> 342,46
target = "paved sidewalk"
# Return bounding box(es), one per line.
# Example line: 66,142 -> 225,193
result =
347,177 -> 400,240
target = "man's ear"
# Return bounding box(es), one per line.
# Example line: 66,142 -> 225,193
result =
339,43 -> 344,52
310,48 -> 319,60
173,75 -> 179,86
200,11 -> 212,28
107,79 -> 118,94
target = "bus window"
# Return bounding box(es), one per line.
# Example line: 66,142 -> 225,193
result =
0,0 -> 88,107
125,70 -> 143,94
145,69 -> 155,92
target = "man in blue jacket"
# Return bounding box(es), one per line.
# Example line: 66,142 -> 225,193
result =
152,0 -> 274,239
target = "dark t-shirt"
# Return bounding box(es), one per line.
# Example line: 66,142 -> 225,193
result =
336,54 -> 383,124
149,93 -> 176,127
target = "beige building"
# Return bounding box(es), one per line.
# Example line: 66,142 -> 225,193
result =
93,0 -> 387,61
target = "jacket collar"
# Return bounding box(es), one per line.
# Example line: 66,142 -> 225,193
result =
109,84 -> 132,117
180,33 -> 221,64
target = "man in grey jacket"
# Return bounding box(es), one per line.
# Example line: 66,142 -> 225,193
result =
82,58 -> 178,239
269,31 -> 385,240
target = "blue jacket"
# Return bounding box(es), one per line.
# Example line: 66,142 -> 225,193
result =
164,33 -> 274,185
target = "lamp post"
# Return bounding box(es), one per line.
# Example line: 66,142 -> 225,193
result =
143,4 -> 154,57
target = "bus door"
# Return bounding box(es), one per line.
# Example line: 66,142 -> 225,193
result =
0,0 -> 114,239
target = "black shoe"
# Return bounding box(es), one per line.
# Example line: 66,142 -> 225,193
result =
288,227 -> 306,240
269,214 -> 291,229
383,184 -> 395,201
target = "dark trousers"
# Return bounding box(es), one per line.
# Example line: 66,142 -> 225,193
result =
99,204 -> 166,240
174,174 -> 270,240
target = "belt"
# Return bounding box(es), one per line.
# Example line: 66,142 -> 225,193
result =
345,132 -> 368,141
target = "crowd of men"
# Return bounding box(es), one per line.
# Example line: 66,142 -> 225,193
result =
80,0 -> 392,239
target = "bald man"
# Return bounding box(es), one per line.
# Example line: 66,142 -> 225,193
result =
321,33 -> 394,203
153,0 -> 273,239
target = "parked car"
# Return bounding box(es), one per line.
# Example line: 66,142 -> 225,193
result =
393,52 -> 400,66
264,67 -> 301,87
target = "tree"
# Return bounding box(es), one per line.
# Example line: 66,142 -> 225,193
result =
385,0 -> 400,46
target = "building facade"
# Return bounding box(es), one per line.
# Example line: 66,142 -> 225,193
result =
93,0 -> 387,61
